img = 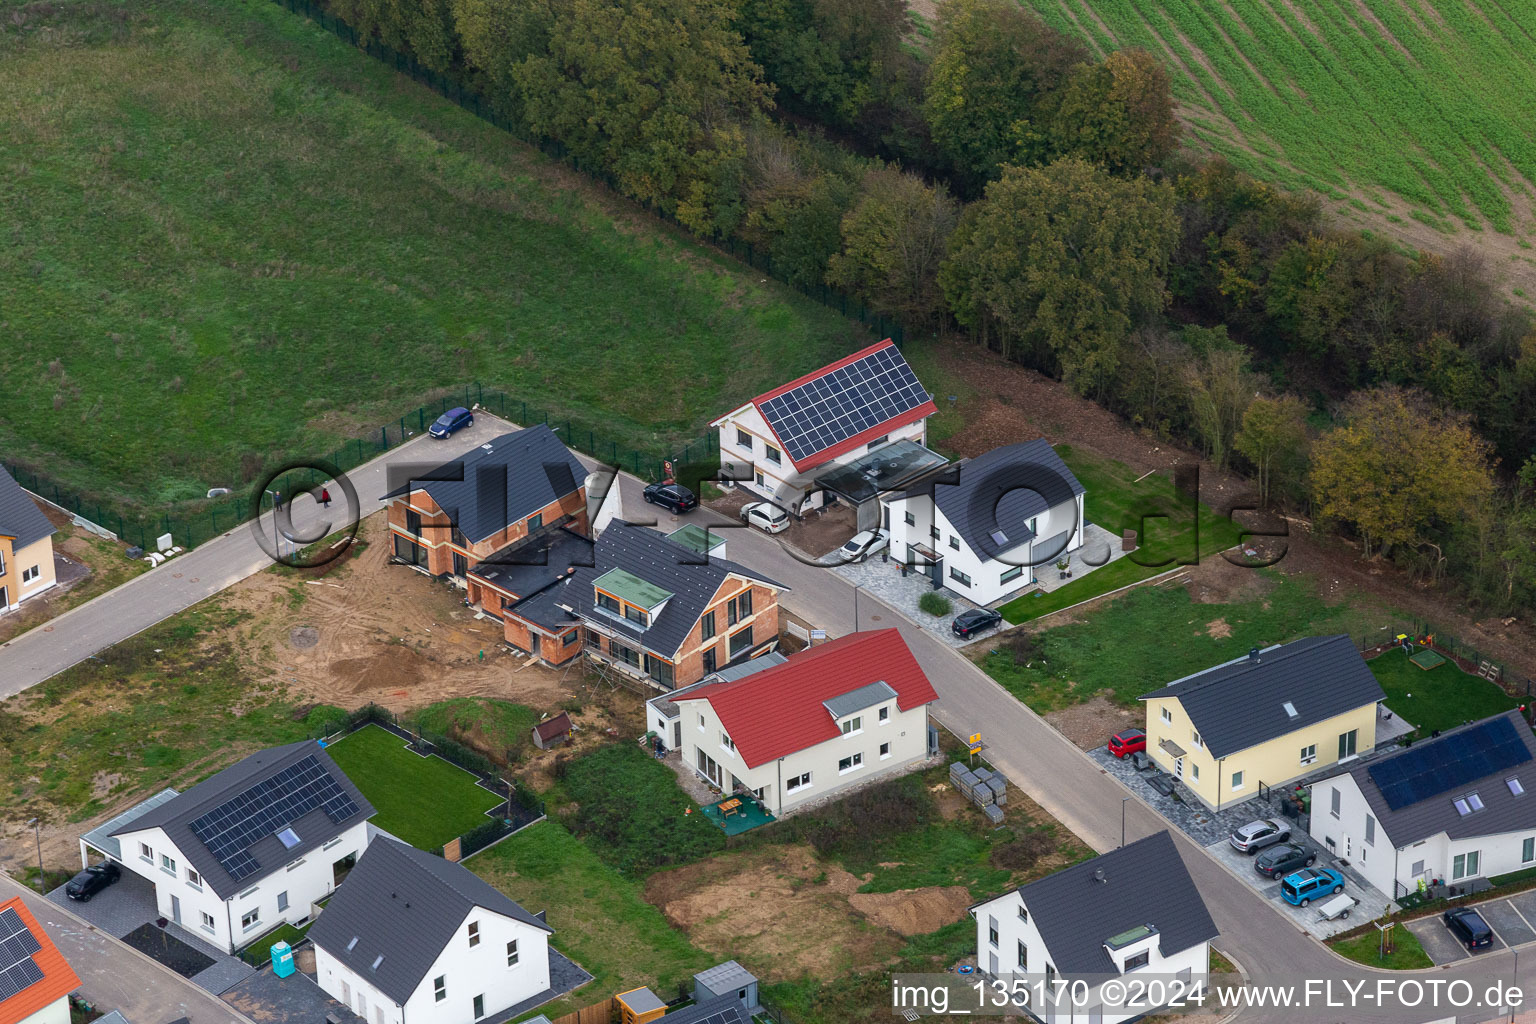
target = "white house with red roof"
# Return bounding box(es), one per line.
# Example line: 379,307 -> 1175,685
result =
663,629 -> 939,815
710,340 -> 940,520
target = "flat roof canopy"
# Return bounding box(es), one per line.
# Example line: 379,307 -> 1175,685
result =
814,440 -> 949,504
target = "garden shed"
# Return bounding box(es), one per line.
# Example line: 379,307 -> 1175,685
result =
692,959 -> 761,1013
531,711 -> 574,750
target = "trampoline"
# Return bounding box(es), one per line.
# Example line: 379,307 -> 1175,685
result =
1409,648 -> 1447,670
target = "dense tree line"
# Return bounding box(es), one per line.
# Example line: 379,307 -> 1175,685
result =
315,0 -> 1536,615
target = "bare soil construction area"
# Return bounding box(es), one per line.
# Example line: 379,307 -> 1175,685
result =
644,844 -> 970,982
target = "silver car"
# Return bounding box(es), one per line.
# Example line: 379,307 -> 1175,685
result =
1229,818 -> 1291,854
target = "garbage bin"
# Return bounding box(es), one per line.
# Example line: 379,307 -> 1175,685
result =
271,940 -> 295,978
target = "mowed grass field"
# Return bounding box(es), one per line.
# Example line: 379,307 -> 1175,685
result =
1024,0 -> 1536,240
0,0 -> 863,509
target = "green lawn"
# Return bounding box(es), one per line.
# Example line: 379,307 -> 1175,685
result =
999,446 -> 1245,623
237,920 -> 313,966
984,572 -> 1367,712
326,724 -> 501,851
0,0 -> 863,511
469,820 -> 710,1020
1329,924 -> 1433,970
1368,647 -> 1520,736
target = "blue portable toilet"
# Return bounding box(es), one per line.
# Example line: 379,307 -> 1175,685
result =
271,940 -> 295,978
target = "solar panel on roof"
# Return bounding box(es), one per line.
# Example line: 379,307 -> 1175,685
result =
758,346 -> 929,464
188,753 -> 360,882
1369,717 -> 1532,810
0,907 -> 44,1001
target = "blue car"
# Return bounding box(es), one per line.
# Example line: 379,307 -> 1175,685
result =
429,407 -> 473,438
1279,867 -> 1345,907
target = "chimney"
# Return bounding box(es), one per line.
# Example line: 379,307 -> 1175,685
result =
1093,868 -> 1107,884
1248,647 -> 1260,663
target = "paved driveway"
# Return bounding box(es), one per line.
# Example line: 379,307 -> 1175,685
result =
1411,894 -> 1536,965
1204,835 -> 1393,939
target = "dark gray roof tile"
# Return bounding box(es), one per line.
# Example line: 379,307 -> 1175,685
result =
0,467 -> 56,550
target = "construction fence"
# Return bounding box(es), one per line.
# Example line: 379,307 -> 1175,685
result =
1353,619 -> 1533,698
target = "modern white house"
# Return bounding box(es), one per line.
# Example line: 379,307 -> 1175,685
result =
104,740 -> 374,954
662,629 -> 939,816
0,896 -> 81,1024
970,831 -> 1217,1024
882,439 -> 1086,606
309,837 -> 554,1024
709,339 -> 941,522
1308,710 -> 1536,900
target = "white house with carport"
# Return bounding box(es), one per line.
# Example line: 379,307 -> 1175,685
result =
308,836 -> 554,1024
709,339 -> 941,525
101,740 -> 374,954
882,439 -> 1086,606
667,629 -> 939,816
1308,710 -> 1536,900
969,830 -> 1217,1024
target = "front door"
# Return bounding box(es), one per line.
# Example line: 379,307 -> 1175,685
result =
928,557 -> 943,588
672,721 -> 681,749
170,895 -> 181,925
1175,757 -> 1184,779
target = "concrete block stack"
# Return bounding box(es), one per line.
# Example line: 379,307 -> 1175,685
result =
952,762 -> 1008,824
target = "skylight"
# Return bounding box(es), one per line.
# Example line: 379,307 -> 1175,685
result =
276,827 -> 301,850
1454,798 -> 1472,816
371,954 -> 385,971
1283,702 -> 1298,719
1511,778 -> 1525,796
1468,793 -> 1485,811
347,936 -> 359,951
990,529 -> 1008,546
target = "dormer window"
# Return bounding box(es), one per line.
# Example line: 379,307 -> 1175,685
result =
1124,950 -> 1150,972
596,591 -> 621,615
841,716 -> 862,736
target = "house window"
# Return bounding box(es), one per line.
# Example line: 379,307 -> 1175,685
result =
1017,940 -> 1028,970
610,641 -> 641,669
139,843 -> 152,862
1231,771 -> 1244,790
1339,729 -> 1358,760
277,891 -> 289,912
1018,906 -> 1028,923
839,753 -> 863,773
765,446 -> 782,465
880,742 -> 891,759
867,435 -> 889,450
786,772 -> 811,792
698,713 -> 706,731
1160,708 -> 1171,725
1365,815 -> 1376,846
948,535 -> 960,551
241,908 -> 261,931
1000,565 -> 1023,585
645,653 -> 674,687
729,626 -> 753,658
702,611 -> 716,640
467,921 -> 481,947
1124,951 -> 1150,972
1190,729 -> 1202,748
1191,764 -> 1200,782
841,716 -> 862,735
988,917 -> 998,946
405,509 -> 422,535
949,568 -> 971,587
702,647 -> 717,674
199,911 -> 215,932
21,565 -> 40,584
878,707 -> 889,724
434,976 -> 447,1002
474,994 -> 485,1017
1524,838 -> 1535,864
161,854 -> 177,875
1300,744 -> 1317,765
737,429 -> 753,451
728,590 -> 753,621
1330,788 -> 1341,818
451,526 -> 467,548
624,604 -> 647,626
187,869 -> 201,889
507,939 -> 520,966
563,630 -> 579,646
1411,859 -> 1425,877
1453,851 -> 1481,880
528,512 -> 543,532
721,731 -> 735,753
596,591 -> 621,615
904,511 -> 915,527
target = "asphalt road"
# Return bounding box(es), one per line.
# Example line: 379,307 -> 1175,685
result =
0,873 -> 253,1024
4,411 -> 1528,1023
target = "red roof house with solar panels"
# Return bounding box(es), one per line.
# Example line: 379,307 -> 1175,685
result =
709,340 -> 941,519
670,629 -> 938,816
0,896 -> 80,1024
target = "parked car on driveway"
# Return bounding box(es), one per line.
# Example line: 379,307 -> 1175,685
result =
643,482 -> 697,514
951,607 -> 1003,639
740,502 -> 790,534
1443,907 -> 1495,950
1230,818 -> 1292,854
1254,843 -> 1317,880
1107,728 -> 1147,758
65,861 -> 121,902
838,528 -> 889,562
428,406 -> 473,438
1280,868 -> 1344,907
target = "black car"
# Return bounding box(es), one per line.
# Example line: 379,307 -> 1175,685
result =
65,861 -> 121,902
1443,907 -> 1495,950
952,608 -> 1003,638
643,482 -> 697,513
1254,842 -> 1317,880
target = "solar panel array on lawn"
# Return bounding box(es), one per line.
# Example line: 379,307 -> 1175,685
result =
1368,716 -> 1532,811
188,754 -> 359,882
0,907 -> 44,1002
759,345 -> 928,465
